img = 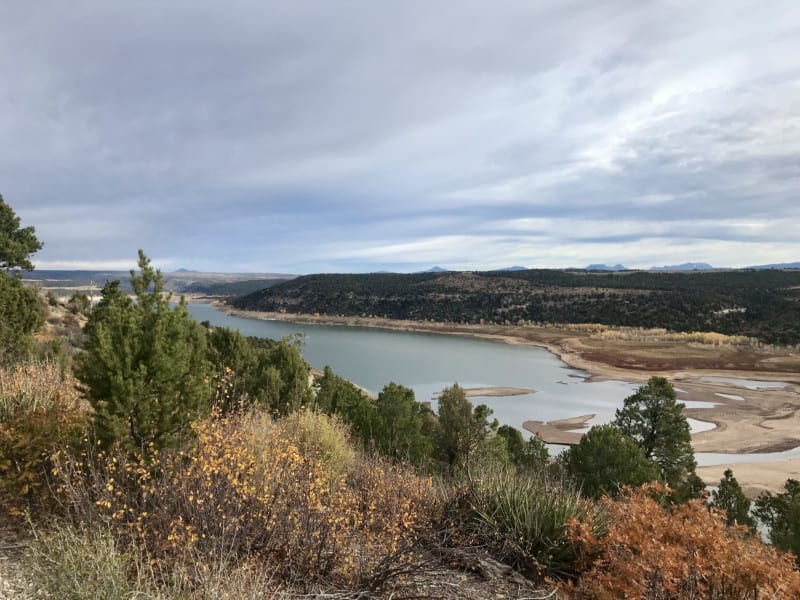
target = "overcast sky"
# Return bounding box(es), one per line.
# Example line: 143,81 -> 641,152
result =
2,1 -> 799,273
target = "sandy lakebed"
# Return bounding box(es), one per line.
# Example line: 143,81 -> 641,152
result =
202,298 -> 800,497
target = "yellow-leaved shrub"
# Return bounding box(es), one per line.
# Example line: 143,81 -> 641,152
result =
53,408 -> 438,591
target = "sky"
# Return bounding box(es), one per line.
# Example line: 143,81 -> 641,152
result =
2,1 -> 800,274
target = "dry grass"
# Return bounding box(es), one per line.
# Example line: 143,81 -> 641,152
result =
0,360 -> 84,422
592,326 -> 759,347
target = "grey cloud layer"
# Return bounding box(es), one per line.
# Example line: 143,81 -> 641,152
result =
1,0 -> 799,271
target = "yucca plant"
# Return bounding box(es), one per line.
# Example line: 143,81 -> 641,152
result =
464,465 -> 606,577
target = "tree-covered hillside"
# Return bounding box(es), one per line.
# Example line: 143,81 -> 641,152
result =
232,269 -> 800,344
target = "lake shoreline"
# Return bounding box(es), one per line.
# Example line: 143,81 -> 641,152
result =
213,301 -> 799,384
200,299 -> 800,496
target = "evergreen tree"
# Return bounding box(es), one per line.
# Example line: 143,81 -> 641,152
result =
436,383 -> 497,470
614,376 -> 699,498
0,272 -> 44,361
0,195 -> 44,360
754,479 -> 800,564
565,423 -> 661,499
205,326 -> 313,417
314,365 -> 376,445
496,425 -> 549,471
373,382 -> 432,466
267,337 -> 312,415
75,251 -> 213,452
205,326 -> 257,412
0,194 -> 43,272
712,469 -> 755,530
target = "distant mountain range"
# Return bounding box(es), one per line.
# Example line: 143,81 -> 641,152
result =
420,265 -> 530,273
585,262 -> 717,272
749,262 -> 800,270
650,262 -> 716,271
582,261 -> 800,272
585,264 -> 628,271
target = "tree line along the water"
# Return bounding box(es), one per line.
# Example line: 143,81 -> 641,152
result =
233,268 -> 800,345
5,193 -> 800,597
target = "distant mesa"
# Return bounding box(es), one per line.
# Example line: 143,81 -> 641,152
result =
650,262 -> 715,271
748,261 -> 800,270
585,264 -> 627,271
173,268 -> 195,273
421,265 -> 449,273
494,265 -> 528,272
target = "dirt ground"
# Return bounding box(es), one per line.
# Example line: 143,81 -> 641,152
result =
222,306 -> 800,495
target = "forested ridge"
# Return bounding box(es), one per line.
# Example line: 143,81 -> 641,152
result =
233,269 -> 800,345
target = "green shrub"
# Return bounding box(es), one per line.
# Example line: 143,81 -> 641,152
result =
564,423 -> 661,499
435,384 -> 496,470
67,291 -> 91,316
373,383 -> 433,466
313,365 -> 377,446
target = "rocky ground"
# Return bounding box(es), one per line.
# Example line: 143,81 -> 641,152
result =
0,528 -> 32,600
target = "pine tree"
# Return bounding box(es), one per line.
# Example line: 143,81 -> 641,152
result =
373,382 -> 432,466
267,337 -> 312,415
75,251 -> 213,452
314,365 -> 376,446
0,195 -> 44,360
0,194 -> 43,272
614,376 -> 699,498
436,383 -> 497,470
754,479 -> 800,564
0,271 -> 44,360
496,425 -> 549,471
712,469 -> 755,530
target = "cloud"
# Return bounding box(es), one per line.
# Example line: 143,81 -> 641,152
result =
1,1 -> 799,272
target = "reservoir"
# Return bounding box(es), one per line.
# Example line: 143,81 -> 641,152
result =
188,303 -> 797,467
187,303 -> 641,433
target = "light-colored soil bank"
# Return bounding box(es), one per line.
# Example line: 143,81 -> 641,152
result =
221,305 -> 800,495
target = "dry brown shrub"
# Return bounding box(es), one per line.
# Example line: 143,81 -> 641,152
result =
565,483 -> 800,599
0,361 -> 89,518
